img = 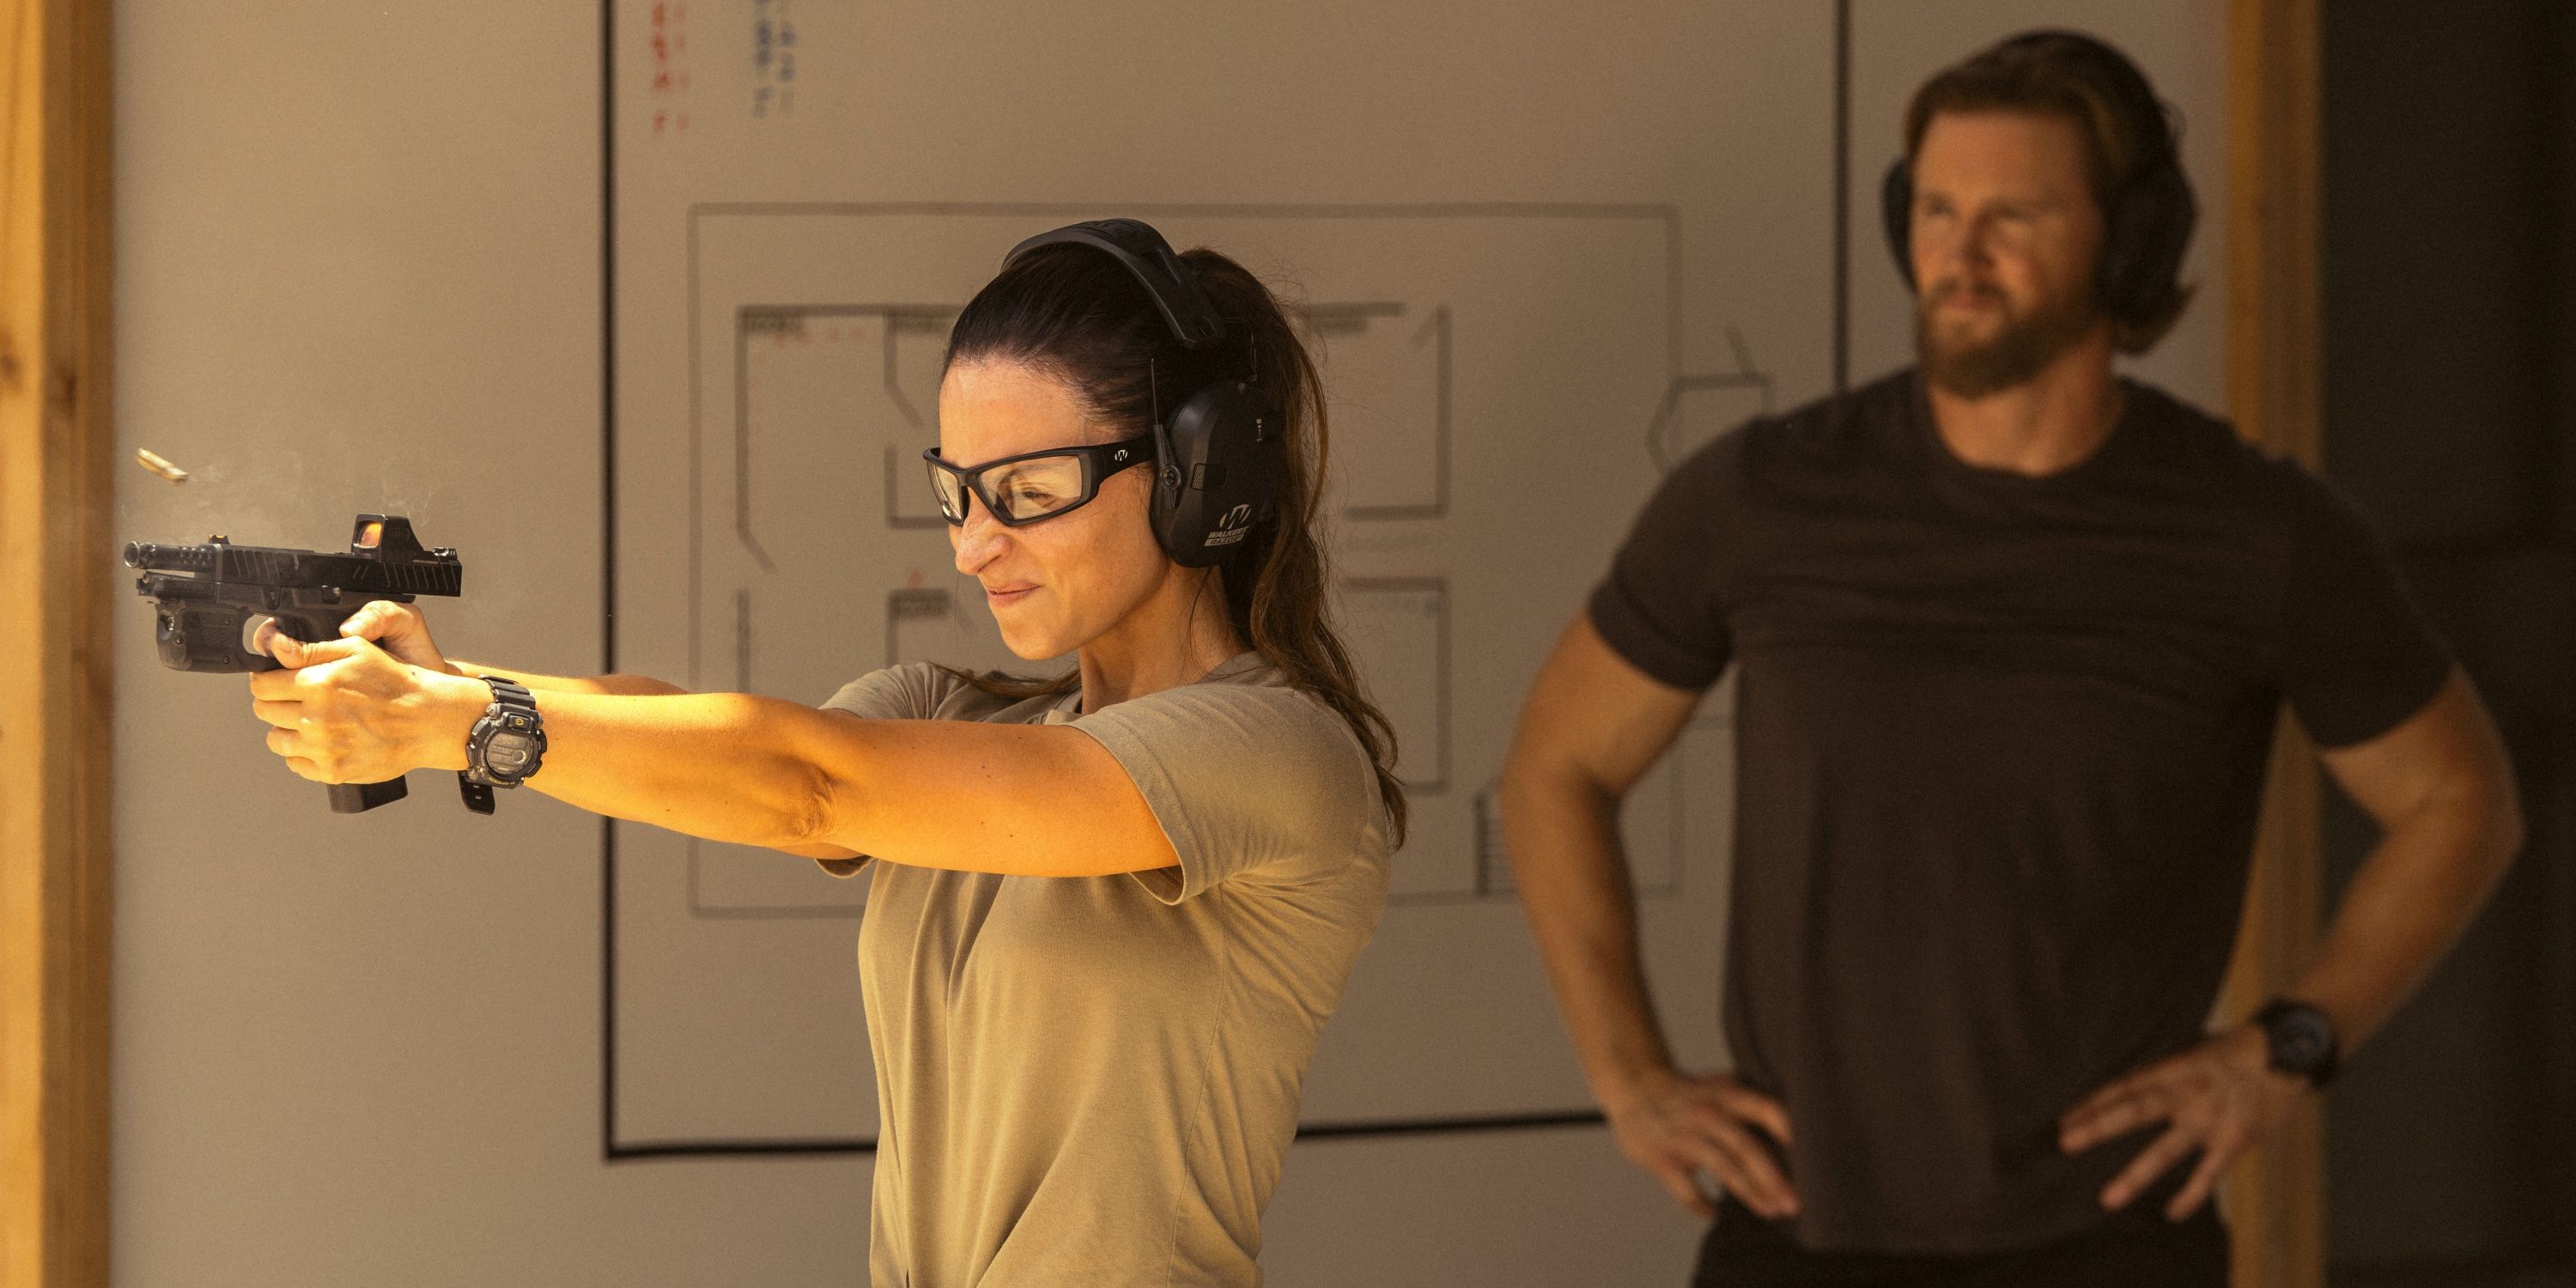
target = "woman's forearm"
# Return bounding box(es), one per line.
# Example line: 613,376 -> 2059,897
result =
409,675 -> 828,848
291,646 -> 1163,875
446,659 -> 689,697
528,691 -> 835,847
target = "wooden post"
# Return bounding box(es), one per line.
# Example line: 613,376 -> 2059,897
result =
2223,1 -> 2327,1286
0,0 -> 115,1285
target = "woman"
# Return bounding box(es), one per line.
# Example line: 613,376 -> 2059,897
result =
248,221 -> 1405,1286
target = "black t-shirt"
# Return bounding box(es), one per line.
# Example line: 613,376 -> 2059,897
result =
1588,369 -> 2450,1254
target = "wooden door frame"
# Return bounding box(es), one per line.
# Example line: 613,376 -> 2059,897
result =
0,1 -> 114,1286
2222,2 -> 2328,1286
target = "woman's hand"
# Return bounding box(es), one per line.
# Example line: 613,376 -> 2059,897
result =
248,624 -> 484,783
335,598 -> 459,675
1602,1066 -> 1798,1221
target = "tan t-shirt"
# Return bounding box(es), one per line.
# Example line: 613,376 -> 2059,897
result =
817,654 -> 1393,1288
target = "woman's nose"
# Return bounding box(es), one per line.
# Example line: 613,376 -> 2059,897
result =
951,508 -> 1009,574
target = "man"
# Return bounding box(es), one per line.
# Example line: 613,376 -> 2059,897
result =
1501,30 -> 2523,1287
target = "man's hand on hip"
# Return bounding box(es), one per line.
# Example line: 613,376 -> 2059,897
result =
1604,1067 -> 1798,1222
2057,1024 -> 2312,1220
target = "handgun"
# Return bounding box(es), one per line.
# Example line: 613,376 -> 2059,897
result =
125,514 -> 465,814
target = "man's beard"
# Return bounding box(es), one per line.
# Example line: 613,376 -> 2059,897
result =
1914,277 -> 2102,399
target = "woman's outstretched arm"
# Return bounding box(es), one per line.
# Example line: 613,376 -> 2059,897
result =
247,629 -> 1176,878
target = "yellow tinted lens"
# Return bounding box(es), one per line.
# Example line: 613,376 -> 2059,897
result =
986,456 -> 1088,521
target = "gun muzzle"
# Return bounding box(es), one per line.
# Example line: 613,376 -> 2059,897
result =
123,541 -> 216,574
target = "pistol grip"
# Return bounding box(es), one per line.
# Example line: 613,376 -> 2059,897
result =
327,776 -> 410,814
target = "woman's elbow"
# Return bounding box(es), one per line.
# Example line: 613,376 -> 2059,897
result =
784,763 -> 860,852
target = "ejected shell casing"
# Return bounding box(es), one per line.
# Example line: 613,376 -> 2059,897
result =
136,448 -> 191,483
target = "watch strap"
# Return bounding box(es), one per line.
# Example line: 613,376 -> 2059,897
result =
481,676 -> 535,710
465,675 -> 545,790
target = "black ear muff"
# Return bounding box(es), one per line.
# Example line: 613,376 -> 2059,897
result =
1004,216 -> 1291,567
2096,155 -> 2196,325
1881,157 -> 1919,292
1151,380 -> 1287,568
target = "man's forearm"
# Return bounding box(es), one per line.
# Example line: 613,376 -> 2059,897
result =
2288,798 -> 2521,1054
1501,771 -> 1676,1109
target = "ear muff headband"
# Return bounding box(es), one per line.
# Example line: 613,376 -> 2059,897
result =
1881,30 -> 2198,328
1004,219 -> 1229,350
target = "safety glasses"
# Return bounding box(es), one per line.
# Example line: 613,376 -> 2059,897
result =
921,434 -> 1157,526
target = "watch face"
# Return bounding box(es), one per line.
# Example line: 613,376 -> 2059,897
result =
486,733 -> 536,774
2271,1010 -> 2336,1070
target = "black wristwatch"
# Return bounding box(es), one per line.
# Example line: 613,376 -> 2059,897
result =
457,676 -> 546,815
2253,999 -> 2342,1089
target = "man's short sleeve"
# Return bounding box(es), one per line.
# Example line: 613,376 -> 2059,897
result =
2276,469 -> 2453,749
1069,682 -> 1384,905
1585,428 -> 1742,690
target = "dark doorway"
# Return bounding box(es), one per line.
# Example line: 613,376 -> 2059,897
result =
2320,3 -> 2574,1285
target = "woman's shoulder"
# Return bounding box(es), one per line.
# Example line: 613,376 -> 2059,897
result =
1089,656 -> 1385,819
1158,655 -> 1358,739
1073,654 -> 1394,902
820,663 -> 946,720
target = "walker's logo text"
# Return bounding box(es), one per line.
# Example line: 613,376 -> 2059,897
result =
1203,504 -> 1255,547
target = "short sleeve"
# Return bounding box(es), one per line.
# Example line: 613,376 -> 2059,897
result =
2276,469 -> 2453,748
821,663 -> 950,720
1068,681 -> 1382,904
1585,428 -> 1742,690
809,665 -> 956,878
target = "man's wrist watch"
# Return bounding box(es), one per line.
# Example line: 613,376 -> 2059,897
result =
2253,999 -> 2342,1089
457,676 -> 546,815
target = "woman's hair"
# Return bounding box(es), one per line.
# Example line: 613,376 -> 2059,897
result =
937,240 -> 1409,844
